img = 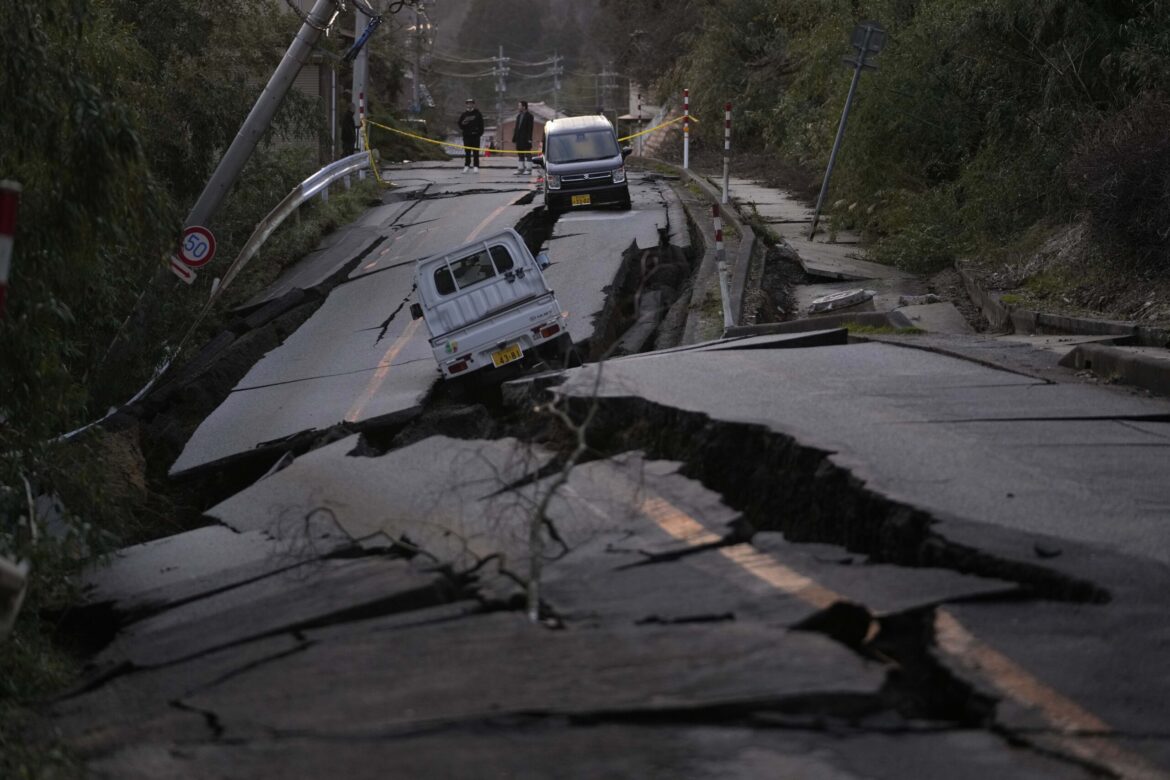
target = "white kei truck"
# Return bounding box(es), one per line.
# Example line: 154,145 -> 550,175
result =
409,228 -> 574,380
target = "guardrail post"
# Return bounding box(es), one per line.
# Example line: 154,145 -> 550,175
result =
683,89 -> 690,170
0,181 -> 20,319
714,204 -> 734,328
722,103 -> 731,205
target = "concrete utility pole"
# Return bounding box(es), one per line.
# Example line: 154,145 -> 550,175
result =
412,4 -> 421,113
184,0 -> 337,237
809,20 -> 886,239
551,51 -> 563,115
353,6 -> 370,180
493,45 -> 509,141
599,63 -> 615,122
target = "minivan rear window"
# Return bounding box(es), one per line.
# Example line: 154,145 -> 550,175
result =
547,129 -> 620,164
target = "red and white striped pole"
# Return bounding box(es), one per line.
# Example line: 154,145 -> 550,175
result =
0,181 -> 20,320
358,90 -> 367,180
721,102 -> 732,204
637,93 -> 643,156
714,203 -> 733,328
683,88 -> 690,169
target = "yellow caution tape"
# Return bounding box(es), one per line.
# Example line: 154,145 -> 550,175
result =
365,119 -> 529,155
619,114 -> 699,143
360,120 -> 391,186
363,114 -> 700,158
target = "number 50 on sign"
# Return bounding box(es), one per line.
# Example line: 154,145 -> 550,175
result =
179,225 -> 216,268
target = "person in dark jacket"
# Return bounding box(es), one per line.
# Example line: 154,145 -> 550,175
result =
512,100 -> 534,175
458,98 -> 484,172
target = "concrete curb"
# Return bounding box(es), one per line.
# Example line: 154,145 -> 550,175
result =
1059,343 -> 1170,397
648,161 -> 757,329
724,310 -> 913,338
957,259 -> 1170,394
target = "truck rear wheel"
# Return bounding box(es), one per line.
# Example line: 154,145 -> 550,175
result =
557,333 -> 582,368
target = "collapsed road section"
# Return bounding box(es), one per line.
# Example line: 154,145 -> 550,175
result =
54,329 -> 1170,778
44,164 -> 1170,777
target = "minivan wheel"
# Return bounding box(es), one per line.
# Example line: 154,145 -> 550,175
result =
618,186 -> 632,210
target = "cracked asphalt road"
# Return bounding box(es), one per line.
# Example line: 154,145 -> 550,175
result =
56,159 -> 1170,778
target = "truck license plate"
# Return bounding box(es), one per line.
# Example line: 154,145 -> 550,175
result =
491,343 -> 523,368
571,194 -> 591,207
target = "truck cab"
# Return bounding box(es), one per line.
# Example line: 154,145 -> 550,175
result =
409,228 -> 572,380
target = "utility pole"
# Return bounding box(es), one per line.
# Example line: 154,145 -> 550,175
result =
599,63 -> 615,122
809,20 -> 886,238
551,51 -> 563,116
352,6 -> 370,180
185,0 -> 337,239
411,4 -> 421,113
493,45 -> 509,142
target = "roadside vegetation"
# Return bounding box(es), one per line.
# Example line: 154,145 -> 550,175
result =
598,0 -> 1170,325
0,0 -> 430,772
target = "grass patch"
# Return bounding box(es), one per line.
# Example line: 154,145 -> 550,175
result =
1,620 -> 82,779
845,323 -> 925,336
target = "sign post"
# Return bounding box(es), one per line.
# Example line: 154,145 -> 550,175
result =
809,20 -> 886,239
683,88 -> 690,170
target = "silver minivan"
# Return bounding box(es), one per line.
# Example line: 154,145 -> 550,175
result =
532,115 -> 632,213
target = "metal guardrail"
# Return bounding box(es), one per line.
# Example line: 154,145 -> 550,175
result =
60,151 -> 378,443
216,151 -> 375,296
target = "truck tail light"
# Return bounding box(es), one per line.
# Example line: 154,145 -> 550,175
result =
532,322 -> 560,340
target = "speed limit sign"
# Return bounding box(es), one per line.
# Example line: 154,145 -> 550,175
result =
179,225 -> 216,268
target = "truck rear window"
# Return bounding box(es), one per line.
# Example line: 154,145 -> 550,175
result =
433,244 -> 516,296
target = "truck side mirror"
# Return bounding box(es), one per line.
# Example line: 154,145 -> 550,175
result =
535,252 -> 551,270
532,154 -> 545,168
410,302 -> 423,320
621,146 -> 633,158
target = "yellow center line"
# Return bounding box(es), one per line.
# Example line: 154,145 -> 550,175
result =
635,491 -> 1164,778
639,496 -> 839,609
344,318 -> 422,422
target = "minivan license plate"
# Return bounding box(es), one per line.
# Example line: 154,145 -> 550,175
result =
571,194 -> 591,206
491,343 -> 523,368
